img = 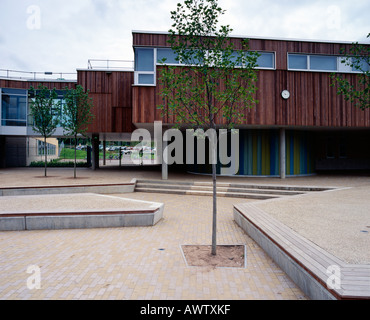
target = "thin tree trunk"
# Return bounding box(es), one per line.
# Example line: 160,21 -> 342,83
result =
211,162 -> 217,256
210,122 -> 218,256
44,136 -> 47,177
74,135 -> 77,179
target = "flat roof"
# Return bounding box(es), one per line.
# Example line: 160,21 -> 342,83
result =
132,30 -> 369,45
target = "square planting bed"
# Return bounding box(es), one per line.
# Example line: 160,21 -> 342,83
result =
0,193 -> 164,231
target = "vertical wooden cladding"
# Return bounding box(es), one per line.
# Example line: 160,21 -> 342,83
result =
77,70 -> 135,133
133,68 -> 370,128
133,32 -> 171,47
133,31 -> 356,70
132,32 -> 369,128
0,79 -> 76,90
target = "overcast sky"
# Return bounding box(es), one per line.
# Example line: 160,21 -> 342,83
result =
0,0 -> 369,75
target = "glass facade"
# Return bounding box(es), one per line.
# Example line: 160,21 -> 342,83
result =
135,47 -> 276,86
1,89 -> 28,127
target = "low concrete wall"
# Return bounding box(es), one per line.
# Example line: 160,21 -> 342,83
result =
0,183 -> 135,197
0,205 -> 164,231
233,208 -> 337,300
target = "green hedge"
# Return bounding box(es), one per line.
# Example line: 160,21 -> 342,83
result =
29,160 -> 90,168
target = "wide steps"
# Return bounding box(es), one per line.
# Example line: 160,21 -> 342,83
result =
134,179 -> 324,199
135,187 -> 278,200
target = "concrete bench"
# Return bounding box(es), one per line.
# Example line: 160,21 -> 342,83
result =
234,203 -> 370,300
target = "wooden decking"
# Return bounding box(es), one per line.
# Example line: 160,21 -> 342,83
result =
234,203 -> 370,300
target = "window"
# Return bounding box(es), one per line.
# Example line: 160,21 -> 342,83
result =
352,57 -> 370,72
157,48 -> 179,65
257,52 -> 275,69
138,74 -> 155,85
310,55 -> 337,71
134,48 -> 155,85
135,47 -> 275,85
288,54 -> 308,70
226,51 -> 275,69
37,140 -> 56,156
1,89 -> 27,127
288,54 -> 338,72
135,48 -> 154,71
288,53 -> 370,73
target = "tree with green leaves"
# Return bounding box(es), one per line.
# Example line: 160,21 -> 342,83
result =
29,84 -> 61,177
158,0 -> 259,255
62,85 -> 94,178
331,33 -> 369,110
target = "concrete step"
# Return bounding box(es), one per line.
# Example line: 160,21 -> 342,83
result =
136,179 -> 332,192
135,183 -> 304,196
134,187 -> 279,200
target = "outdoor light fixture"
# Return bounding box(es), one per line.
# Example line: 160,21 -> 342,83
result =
44,72 -> 53,75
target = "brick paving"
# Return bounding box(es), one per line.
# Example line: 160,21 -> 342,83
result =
0,190 -> 307,300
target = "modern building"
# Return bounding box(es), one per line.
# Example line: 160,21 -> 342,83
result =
0,31 -> 369,177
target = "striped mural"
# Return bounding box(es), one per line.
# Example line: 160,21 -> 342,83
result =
187,129 -> 315,176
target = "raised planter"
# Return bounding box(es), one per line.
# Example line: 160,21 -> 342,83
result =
0,193 -> 164,231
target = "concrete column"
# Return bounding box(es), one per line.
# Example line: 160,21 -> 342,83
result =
92,134 -> 100,170
0,136 -> 6,168
162,138 -> 168,180
280,128 -> 286,179
103,140 -> 106,166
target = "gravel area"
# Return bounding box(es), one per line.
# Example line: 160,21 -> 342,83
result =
255,186 -> 370,265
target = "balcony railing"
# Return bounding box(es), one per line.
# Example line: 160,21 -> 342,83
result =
87,59 -> 134,71
0,69 -> 77,81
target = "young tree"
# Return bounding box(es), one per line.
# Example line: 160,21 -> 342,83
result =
331,33 -> 369,110
29,84 -> 61,177
62,85 -> 94,178
158,0 -> 259,255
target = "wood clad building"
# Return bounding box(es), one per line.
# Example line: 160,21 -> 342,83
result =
130,31 -> 370,176
0,31 -> 369,175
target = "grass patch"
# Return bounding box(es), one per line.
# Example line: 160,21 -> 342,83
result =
59,148 -> 87,160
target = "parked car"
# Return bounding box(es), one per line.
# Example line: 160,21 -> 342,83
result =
121,146 -> 132,155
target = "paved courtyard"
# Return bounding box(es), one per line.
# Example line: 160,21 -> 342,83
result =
0,166 -> 369,300
0,167 -> 310,300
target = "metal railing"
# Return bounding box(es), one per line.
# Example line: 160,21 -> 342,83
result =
0,69 -> 77,81
87,59 -> 134,71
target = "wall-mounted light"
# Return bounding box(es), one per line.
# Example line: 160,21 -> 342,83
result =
281,90 -> 290,100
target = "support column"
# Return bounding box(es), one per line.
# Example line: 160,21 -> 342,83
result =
162,139 -> 168,180
92,134 -> 100,170
103,140 -> 106,166
280,128 -> 286,179
0,136 -> 6,168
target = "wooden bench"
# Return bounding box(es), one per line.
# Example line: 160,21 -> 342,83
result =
234,203 -> 370,300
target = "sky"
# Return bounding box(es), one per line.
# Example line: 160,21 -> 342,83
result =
0,0 -> 369,75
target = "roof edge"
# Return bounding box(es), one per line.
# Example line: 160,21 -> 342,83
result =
132,30 -> 369,45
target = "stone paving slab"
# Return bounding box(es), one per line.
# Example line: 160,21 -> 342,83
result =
0,192 -> 307,300
0,167 -> 369,300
